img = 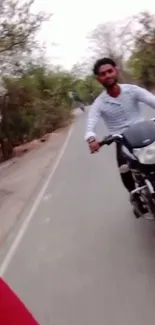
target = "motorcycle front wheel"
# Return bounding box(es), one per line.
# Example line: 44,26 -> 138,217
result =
144,191 -> 155,220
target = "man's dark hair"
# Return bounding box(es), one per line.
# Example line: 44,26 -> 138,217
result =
93,57 -> 116,75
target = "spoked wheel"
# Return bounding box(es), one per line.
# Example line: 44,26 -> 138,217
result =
132,203 -> 144,219
133,207 -> 142,219
145,194 -> 155,220
130,193 -> 148,219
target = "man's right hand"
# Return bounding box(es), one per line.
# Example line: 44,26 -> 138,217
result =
88,137 -> 100,153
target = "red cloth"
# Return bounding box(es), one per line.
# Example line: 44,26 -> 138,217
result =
0,278 -> 39,325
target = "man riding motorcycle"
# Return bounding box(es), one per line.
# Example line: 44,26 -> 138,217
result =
85,57 -> 155,214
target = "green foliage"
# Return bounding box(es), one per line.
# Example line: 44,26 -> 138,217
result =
0,63 -> 102,161
0,0 -> 50,75
128,12 -> 155,89
1,67 -> 73,145
74,76 -> 102,103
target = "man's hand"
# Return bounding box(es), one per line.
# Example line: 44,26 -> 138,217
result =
87,137 -> 100,153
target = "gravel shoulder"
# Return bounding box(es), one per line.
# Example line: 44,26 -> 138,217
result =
0,125 -> 71,247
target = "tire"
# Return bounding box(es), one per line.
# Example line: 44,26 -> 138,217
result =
133,206 -> 143,218
146,196 -> 155,219
130,194 -> 145,218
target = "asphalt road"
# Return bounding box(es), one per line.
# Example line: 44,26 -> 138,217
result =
2,107 -> 155,325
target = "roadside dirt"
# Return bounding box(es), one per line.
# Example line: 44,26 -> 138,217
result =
0,125 -> 71,247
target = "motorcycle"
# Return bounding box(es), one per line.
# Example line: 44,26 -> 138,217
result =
98,118 -> 155,219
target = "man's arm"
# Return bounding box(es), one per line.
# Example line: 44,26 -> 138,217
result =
134,85 -> 155,108
85,99 -> 101,141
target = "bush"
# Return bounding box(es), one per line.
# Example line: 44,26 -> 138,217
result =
0,67 -> 74,160
0,62 -> 103,161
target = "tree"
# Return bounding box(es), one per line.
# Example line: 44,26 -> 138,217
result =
0,0 -> 50,75
128,12 -> 155,89
0,0 -> 50,160
88,19 -> 134,83
71,61 -> 91,78
74,76 -> 101,104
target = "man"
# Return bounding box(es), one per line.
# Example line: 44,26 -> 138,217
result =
85,57 -> 155,214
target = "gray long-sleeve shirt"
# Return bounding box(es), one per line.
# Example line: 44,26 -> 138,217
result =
85,84 -> 155,140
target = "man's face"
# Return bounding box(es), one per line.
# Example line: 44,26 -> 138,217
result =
97,64 -> 118,88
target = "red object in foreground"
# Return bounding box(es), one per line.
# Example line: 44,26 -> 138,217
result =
0,278 -> 39,325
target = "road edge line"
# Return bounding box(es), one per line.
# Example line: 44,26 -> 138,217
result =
0,123 -> 74,276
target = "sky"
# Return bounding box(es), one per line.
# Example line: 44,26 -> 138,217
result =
33,0 -> 155,70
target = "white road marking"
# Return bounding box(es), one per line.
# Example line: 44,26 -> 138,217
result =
0,124 -> 74,276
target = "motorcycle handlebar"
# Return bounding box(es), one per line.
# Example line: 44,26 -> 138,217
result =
99,134 -> 123,147
98,118 -> 155,148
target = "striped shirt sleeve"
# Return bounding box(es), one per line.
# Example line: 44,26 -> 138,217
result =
85,98 -> 101,141
134,85 -> 155,108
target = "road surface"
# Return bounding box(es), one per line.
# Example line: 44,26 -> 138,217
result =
1,107 -> 155,325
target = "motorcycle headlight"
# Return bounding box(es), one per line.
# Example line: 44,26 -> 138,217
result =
133,141 -> 155,165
